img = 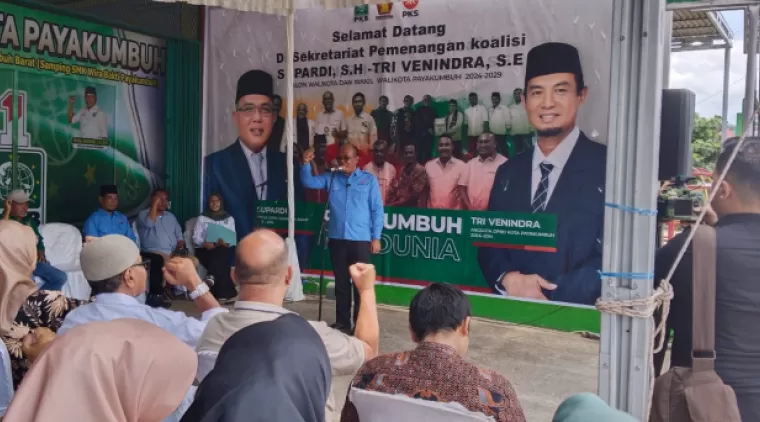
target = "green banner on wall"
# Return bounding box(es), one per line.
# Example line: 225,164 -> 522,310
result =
0,3 -> 167,224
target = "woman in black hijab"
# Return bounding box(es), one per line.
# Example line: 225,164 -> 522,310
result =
192,193 -> 237,300
181,314 -> 331,422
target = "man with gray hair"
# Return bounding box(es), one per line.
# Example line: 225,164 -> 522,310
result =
59,235 -> 227,348
195,229 -> 380,420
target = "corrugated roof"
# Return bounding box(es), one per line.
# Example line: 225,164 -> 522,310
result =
672,9 -> 734,51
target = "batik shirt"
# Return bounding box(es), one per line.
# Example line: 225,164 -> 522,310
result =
2,290 -> 87,387
340,342 -> 526,422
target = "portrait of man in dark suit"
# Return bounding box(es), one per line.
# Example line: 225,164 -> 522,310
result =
203,70 -> 289,240
478,42 -> 606,305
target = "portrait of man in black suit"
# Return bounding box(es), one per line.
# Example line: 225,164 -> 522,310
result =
203,70 -> 289,240
478,42 -> 607,306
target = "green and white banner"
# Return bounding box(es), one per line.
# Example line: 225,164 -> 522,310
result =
0,3 -> 166,224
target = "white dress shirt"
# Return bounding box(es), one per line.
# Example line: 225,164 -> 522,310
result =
281,118 -> 315,152
240,141 -> 268,199
464,104 -> 489,136
508,104 -> 532,135
72,105 -> 108,139
58,293 -> 228,349
193,215 -> 237,246
315,109 -> 346,145
530,126 -> 580,202
488,104 -> 511,135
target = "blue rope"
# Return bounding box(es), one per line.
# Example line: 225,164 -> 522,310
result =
605,202 -> 658,216
598,271 -> 654,280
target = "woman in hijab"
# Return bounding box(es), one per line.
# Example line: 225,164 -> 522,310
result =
552,393 -> 637,422
5,318 -> 197,422
181,314 -> 331,422
0,220 -> 87,387
192,193 -> 236,299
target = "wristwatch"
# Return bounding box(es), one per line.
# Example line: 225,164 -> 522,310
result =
189,283 -> 210,301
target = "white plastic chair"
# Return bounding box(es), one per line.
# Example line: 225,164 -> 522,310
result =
38,223 -> 91,300
132,221 -> 141,250
0,341 -> 13,416
348,388 -> 496,422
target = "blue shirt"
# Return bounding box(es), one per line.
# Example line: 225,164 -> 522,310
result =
300,164 -> 384,241
83,208 -> 137,243
136,209 -> 183,254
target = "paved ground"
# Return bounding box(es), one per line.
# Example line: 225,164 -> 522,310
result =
179,296 -> 599,421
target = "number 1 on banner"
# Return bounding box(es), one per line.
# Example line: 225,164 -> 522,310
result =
0,89 -> 31,148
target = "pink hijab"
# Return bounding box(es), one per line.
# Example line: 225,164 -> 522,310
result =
0,220 -> 40,335
4,319 -> 197,422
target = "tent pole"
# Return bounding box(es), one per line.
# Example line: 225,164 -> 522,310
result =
722,46 -> 731,143
598,0 -> 664,418
286,10 -> 296,240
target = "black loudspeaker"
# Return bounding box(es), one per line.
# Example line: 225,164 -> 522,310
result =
659,89 -> 695,181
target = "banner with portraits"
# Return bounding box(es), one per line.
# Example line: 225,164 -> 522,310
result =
204,0 -> 613,306
0,3 -> 166,224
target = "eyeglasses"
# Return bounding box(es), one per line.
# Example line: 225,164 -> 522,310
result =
236,104 -> 273,117
130,261 -> 150,271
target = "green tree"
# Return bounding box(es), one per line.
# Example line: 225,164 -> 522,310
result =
691,114 -> 722,170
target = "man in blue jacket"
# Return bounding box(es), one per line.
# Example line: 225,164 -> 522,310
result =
301,143 -> 384,334
478,42 -> 606,305
203,70 -> 290,240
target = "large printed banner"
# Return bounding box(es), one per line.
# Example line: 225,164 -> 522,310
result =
204,0 -> 612,306
257,200 -> 558,292
0,3 -> 166,224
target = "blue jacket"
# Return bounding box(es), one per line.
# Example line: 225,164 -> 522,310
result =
203,140 -> 301,240
477,133 -> 607,305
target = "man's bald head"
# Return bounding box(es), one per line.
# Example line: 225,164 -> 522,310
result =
234,229 -> 289,285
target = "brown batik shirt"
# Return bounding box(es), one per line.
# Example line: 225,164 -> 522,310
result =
386,163 -> 429,208
340,342 -> 526,422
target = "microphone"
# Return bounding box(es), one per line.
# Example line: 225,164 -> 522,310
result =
329,167 -> 344,172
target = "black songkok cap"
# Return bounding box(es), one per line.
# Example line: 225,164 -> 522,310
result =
100,184 -> 118,196
85,86 -> 96,96
525,42 -> 584,88
235,70 -> 274,103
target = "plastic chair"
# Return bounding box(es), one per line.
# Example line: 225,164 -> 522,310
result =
348,388 -> 496,422
38,223 -> 91,300
0,341 -> 13,416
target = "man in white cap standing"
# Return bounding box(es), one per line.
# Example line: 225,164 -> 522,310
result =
59,235 -> 227,348
3,189 -> 67,291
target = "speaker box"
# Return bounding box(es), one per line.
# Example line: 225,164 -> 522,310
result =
659,89 -> 695,181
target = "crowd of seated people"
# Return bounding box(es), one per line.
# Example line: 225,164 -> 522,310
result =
0,213 -> 640,421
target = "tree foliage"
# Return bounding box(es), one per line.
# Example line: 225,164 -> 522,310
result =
691,114 -> 722,170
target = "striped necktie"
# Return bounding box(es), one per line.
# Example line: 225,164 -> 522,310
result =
531,162 -> 554,213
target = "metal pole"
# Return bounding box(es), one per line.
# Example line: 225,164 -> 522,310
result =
722,46 -> 731,143
599,0 -> 664,419
743,5 -> 759,133
663,11 -> 672,88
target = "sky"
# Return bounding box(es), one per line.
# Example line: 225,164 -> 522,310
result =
669,10 -> 746,124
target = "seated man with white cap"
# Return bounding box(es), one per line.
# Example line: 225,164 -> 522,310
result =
58,235 -> 227,349
3,189 -> 67,291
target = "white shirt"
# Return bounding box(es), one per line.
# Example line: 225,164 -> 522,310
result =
530,126 -> 580,202
72,105 -> 108,139
464,104 -> 489,136
346,112 -> 378,150
193,215 -> 236,246
281,118 -> 315,152
315,109 -> 346,145
508,104 -> 531,135
58,293 -> 228,349
488,104 -> 511,135
240,142 -> 268,199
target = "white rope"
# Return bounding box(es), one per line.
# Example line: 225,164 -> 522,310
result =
595,109 -> 759,419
